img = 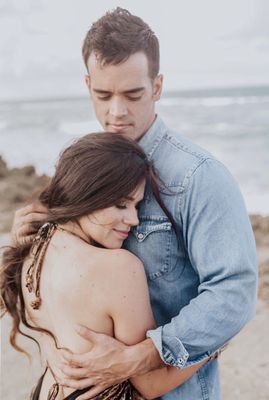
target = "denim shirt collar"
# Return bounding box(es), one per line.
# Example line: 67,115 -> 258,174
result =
139,115 -> 167,160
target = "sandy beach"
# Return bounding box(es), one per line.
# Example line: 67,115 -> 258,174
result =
1,157 -> 269,400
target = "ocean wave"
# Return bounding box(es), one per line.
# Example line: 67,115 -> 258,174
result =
1,95 -> 268,215
160,95 -> 269,108
59,120 -> 101,136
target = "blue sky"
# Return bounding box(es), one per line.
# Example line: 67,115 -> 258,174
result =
0,0 -> 268,100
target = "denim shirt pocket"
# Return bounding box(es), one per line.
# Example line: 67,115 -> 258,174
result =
131,216 -> 180,281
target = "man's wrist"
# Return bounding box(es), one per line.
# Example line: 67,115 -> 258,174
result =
125,338 -> 165,377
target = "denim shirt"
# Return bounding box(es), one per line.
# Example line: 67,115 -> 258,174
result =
123,116 -> 257,399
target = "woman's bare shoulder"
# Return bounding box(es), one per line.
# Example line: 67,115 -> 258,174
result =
100,248 -> 143,268
97,248 -> 149,305
48,233 -> 145,292
44,233 -> 96,290
97,248 -> 146,282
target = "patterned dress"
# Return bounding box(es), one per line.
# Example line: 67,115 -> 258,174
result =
31,368 -> 144,400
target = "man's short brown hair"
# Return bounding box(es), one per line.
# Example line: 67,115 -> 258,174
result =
82,7 -> 160,79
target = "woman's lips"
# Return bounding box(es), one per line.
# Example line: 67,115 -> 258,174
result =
113,229 -> 129,239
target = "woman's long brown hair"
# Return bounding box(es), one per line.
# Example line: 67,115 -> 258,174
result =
0,132 -> 174,354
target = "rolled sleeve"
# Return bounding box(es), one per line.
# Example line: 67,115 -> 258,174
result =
146,326 -> 189,368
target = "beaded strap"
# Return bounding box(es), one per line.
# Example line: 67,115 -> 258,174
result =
26,222 -> 57,310
47,383 -> 60,400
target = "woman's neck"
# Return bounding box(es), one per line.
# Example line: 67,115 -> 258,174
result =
57,221 -> 91,244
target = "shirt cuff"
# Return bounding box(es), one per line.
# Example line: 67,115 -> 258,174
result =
147,327 -> 227,368
146,326 -> 189,368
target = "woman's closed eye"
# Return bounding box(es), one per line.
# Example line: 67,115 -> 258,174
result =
115,203 -> 127,210
116,201 -> 142,209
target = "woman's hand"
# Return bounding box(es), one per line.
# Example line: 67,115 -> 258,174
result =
11,202 -> 48,245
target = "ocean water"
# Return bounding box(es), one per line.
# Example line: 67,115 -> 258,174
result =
0,86 -> 268,214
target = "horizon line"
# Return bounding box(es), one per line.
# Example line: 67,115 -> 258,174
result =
1,83 -> 269,105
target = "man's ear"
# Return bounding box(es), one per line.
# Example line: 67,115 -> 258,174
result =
85,74 -> 91,90
153,74 -> 163,101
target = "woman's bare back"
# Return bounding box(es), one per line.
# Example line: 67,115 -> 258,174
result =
21,228 -> 154,399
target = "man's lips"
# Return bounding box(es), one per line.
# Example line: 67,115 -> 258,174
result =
107,123 -> 132,131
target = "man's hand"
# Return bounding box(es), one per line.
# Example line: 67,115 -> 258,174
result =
11,202 -> 48,246
59,326 -> 128,399
58,325 -> 163,400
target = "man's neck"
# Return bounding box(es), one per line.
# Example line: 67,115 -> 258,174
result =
138,114 -> 158,142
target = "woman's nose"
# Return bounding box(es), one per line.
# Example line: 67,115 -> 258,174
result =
123,208 -> 139,227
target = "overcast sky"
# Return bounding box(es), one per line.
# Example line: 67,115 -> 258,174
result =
0,0 -> 268,100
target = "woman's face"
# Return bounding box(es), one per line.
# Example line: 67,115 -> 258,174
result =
78,180 -> 145,249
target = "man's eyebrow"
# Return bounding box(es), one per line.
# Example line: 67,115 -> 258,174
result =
123,87 -> 145,94
93,87 -> 145,95
92,89 -> 111,94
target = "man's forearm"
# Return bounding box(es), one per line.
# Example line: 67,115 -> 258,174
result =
125,338 -> 165,378
59,330 -> 164,393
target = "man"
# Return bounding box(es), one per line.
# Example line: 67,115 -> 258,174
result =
13,8 -> 257,400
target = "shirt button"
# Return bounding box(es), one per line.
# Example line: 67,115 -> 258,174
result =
137,233 -> 144,241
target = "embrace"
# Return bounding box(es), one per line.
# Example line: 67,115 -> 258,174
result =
1,8 -> 257,400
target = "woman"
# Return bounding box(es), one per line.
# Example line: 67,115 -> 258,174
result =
1,133 -> 209,400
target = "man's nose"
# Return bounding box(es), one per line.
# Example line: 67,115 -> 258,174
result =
109,97 -> 128,118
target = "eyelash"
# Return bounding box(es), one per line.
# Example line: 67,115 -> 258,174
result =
115,204 -> 126,209
115,203 -> 141,210
97,96 -> 142,102
128,97 -> 142,101
98,96 -> 110,101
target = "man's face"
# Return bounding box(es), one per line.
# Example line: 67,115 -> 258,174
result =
85,52 -> 163,141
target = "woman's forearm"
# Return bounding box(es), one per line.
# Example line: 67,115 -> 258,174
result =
130,357 -> 209,399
